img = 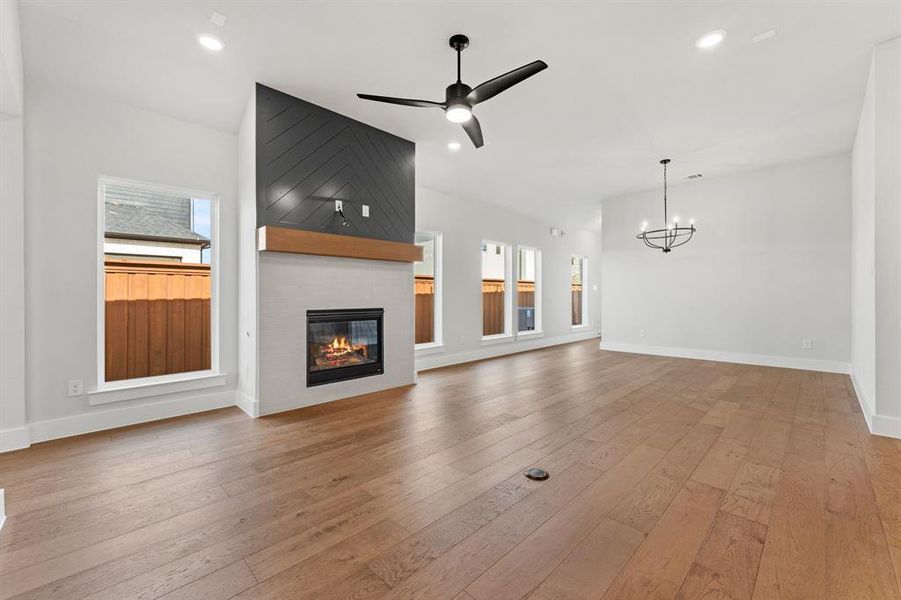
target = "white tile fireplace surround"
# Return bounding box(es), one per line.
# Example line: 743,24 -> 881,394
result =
257,251 -> 415,415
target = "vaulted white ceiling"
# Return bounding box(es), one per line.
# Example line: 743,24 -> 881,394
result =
20,1 -> 901,230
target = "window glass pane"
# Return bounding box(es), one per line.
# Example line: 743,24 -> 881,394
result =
482,242 -> 506,336
414,232 -> 436,345
517,248 -> 537,332
103,182 -> 213,382
571,256 -> 584,326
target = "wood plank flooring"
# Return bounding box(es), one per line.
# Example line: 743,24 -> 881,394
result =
2,341 -> 900,599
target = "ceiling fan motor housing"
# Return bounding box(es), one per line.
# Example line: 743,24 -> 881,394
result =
445,82 -> 472,105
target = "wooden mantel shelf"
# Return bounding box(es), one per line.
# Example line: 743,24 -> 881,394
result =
257,226 -> 423,263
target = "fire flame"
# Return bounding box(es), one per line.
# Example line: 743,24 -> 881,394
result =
324,336 -> 367,359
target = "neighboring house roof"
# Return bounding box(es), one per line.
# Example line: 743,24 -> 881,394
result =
105,201 -> 209,245
105,184 -> 193,229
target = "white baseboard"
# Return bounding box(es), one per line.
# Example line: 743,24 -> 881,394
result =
0,426 -> 31,453
850,370 -> 876,432
25,389 -> 237,446
417,330 -> 601,372
235,392 -> 260,418
850,370 -> 901,440
599,341 -> 850,374
872,413 -> 901,440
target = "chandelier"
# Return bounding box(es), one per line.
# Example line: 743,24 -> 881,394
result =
636,159 -> 696,253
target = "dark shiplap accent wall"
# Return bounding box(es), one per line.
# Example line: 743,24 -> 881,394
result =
256,84 -> 415,243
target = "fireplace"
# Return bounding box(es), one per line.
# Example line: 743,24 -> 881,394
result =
307,308 -> 384,386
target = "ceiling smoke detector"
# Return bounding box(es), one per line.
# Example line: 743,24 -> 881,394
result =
210,11 -> 228,27
753,29 -> 777,44
686,173 -> 703,180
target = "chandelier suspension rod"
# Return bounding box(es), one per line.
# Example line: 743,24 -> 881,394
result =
662,158 -> 669,225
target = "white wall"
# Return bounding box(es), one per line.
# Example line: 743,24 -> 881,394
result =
852,37 -> 901,439
22,83 -> 238,436
415,186 -> 602,370
0,0 -> 27,452
602,154 -> 851,373
873,38 -> 901,428
236,92 -> 259,417
852,54 -> 877,418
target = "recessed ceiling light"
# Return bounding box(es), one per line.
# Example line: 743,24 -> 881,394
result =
695,30 -> 726,49
447,141 -> 461,150
197,34 -> 224,51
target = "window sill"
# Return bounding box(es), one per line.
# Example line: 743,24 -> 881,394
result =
89,371 -> 228,406
516,330 -> 544,340
415,343 -> 446,356
481,334 -> 515,346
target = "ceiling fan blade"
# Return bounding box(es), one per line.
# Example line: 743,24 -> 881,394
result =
356,94 -> 445,108
462,115 -> 484,148
466,60 -> 548,105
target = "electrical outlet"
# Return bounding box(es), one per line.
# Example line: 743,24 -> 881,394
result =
592,284 -> 598,291
362,205 -> 370,218
640,328 -> 647,338
802,338 -> 813,349
334,200 -> 343,212
67,379 -> 84,397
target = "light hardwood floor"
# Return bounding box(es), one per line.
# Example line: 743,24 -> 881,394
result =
2,341 -> 901,599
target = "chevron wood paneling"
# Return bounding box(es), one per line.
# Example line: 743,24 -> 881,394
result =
256,83 -> 415,243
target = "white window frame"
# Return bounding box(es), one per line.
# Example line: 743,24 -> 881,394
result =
515,245 -> 542,337
572,255 -> 589,330
91,176 -> 224,404
481,240 -> 514,343
414,230 -> 443,352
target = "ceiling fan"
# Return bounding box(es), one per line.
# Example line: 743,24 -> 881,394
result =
357,34 -> 548,148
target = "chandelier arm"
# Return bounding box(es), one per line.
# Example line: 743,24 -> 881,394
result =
669,228 -> 695,248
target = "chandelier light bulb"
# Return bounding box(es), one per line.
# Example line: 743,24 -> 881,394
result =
673,215 -> 679,223
641,221 -> 648,231
690,218 -> 695,225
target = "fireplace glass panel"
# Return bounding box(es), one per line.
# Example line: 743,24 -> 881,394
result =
307,308 -> 384,386
308,319 -> 380,372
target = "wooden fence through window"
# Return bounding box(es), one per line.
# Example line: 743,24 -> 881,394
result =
414,275 -> 435,344
104,259 -> 211,382
572,283 -> 583,325
413,278 -> 551,341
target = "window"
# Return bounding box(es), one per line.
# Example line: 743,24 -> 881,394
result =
99,177 -> 218,386
517,247 -> 541,334
571,255 -> 587,327
414,231 -> 442,347
482,241 -> 512,338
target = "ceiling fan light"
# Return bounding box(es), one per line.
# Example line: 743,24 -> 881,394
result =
445,104 -> 472,123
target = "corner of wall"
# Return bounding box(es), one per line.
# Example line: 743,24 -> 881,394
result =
237,86 -> 259,416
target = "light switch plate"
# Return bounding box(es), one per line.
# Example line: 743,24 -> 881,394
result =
362,205 -> 370,217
